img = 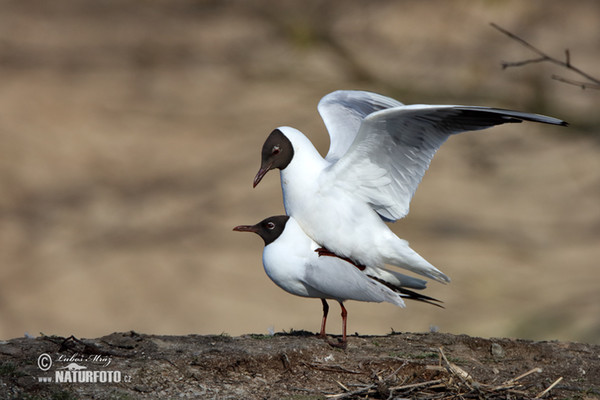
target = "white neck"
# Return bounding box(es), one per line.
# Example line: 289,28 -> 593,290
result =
277,128 -> 328,215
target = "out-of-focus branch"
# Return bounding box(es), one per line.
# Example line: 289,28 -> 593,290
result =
491,23 -> 600,90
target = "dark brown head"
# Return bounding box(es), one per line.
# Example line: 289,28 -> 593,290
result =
253,129 -> 294,187
233,215 -> 290,246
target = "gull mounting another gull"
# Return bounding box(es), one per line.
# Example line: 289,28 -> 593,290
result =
234,215 -> 442,348
253,90 -> 567,284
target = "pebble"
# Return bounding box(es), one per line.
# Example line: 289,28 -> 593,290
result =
490,342 -> 505,358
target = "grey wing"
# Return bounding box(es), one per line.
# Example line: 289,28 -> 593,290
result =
318,90 -> 404,163
327,104 -> 567,221
363,266 -> 428,290
301,256 -> 406,307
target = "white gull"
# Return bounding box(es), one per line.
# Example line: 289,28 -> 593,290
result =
253,90 -> 567,283
234,215 -> 441,348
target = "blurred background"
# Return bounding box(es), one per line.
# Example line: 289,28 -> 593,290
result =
0,0 -> 598,344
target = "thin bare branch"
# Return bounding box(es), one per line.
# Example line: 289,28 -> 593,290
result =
491,23 -> 548,59
501,57 -> 549,69
491,22 -> 600,89
552,74 -> 600,90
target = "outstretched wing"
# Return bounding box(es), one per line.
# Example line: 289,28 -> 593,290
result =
325,104 -> 567,221
318,90 -> 404,163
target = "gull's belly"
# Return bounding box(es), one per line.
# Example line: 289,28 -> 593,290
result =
288,192 -> 389,267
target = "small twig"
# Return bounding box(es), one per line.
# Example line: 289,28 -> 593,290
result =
489,367 -> 543,392
508,367 -> 543,384
491,22 -> 600,90
438,347 -> 474,384
491,23 -> 547,59
326,363 -> 407,399
384,362 -> 407,381
325,384 -> 375,399
389,379 -> 444,392
302,362 -> 361,374
333,379 -> 349,392
536,376 -> 564,398
501,56 -> 549,69
552,75 -> 600,90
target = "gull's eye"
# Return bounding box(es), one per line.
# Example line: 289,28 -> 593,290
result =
266,222 -> 275,230
272,145 -> 280,155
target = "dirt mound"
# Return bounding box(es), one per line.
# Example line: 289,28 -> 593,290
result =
1,331 -> 598,399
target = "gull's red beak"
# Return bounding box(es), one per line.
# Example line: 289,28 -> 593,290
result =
233,224 -> 258,233
253,163 -> 272,188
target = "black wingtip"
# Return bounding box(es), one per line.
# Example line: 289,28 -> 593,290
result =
398,287 -> 445,309
368,275 -> 444,308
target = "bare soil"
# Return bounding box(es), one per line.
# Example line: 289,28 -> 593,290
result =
1,331 -> 599,399
1,0 -> 599,345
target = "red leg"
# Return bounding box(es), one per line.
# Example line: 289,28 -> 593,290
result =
318,299 -> 329,339
327,302 -> 348,349
339,302 -> 348,347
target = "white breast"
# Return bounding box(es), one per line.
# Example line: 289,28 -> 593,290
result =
261,219 -> 314,298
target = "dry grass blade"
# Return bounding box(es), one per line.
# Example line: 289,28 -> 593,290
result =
321,347 -> 576,399
389,378 -> 444,391
302,362 -> 361,374
334,379 -> 349,392
325,384 -> 374,399
438,347 -> 474,384
490,367 -> 543,392
508,367 -> 543,384
536,376 -> 564,399
326,363 -> 409,399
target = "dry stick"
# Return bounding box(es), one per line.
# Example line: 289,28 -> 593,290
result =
490,367 -> 543,392
438,347 -> 474,384
326,363 -> 407,399
389,379 -> 444,392
536,376 -> 564,399
490,22 -> 600,90
303,362 -> 361,374
326,379 -> 445,400
333,379 -> 349,392
439,347 -> 547,397
325,384 -> 374,399
508,367 -> 543,384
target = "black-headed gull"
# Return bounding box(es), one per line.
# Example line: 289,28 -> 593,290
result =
233,215 -> 441,348
253,90 -> 567,283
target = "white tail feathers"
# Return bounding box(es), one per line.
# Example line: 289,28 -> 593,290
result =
383,237 -> 451,283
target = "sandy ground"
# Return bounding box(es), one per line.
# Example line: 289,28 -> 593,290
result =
0,0 -> 599,344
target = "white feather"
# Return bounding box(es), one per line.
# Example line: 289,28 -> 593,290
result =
267,90 -> 565,283
262,217 -> 406,307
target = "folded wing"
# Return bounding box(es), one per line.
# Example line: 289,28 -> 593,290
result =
302,256 -> 406,307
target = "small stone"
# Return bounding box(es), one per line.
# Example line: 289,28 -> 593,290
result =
134,385 -> 152,393
491,342 -> 505,358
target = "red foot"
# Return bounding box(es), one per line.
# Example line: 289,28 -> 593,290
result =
327,338 -> 348,349
314,247 -> 366,271
316,333 -> 347,349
